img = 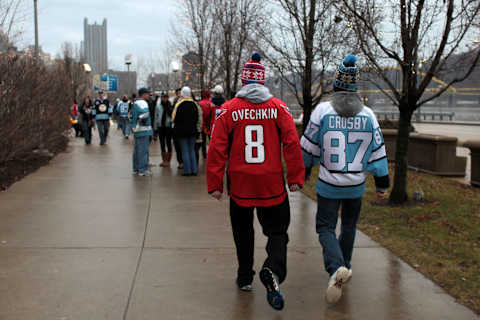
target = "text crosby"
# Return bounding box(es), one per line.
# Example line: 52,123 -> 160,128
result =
328,115 -> 368,130
232,108 -> 278,122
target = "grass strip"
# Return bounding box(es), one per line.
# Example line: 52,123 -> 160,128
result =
302,165 -> 480,314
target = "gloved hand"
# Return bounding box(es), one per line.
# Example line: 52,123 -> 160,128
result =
305,167 -> 312,181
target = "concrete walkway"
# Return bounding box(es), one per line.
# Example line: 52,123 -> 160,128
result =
0,130 -> 477,320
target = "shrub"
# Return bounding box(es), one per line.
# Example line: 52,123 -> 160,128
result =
0,54 -> 72,170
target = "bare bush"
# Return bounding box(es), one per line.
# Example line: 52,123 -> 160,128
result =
0,54 -> 71,169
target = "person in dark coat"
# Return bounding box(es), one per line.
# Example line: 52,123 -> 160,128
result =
172,86 -> 200,176
78,96 -> 94,144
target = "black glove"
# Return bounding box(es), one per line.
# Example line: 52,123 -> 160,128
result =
305,167 -> 312,181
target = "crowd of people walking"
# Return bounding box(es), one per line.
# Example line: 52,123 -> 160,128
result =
70,52 -> 389,312
71,80 -> 227,177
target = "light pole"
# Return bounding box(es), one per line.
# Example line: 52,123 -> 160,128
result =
171,60 -> 180,89
124,54 -> 133,94
34,0 -> 39,58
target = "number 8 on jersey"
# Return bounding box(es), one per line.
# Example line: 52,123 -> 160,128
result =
245,125 -> 265,163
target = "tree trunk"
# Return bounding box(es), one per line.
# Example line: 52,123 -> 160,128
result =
389,107 -> 412,204
302,105 -> 312,134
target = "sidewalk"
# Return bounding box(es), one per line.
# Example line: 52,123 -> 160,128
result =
0,131 -> 477,320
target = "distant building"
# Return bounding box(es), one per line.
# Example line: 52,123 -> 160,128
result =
147,72 -> 173,94
83,18 -> 108,74
181,52 -> 201,90
108,70 -> 137,97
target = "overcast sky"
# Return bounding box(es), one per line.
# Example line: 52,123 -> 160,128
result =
18,0 -> 178,70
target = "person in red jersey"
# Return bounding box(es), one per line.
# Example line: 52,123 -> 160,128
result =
208,85 -> 226,136
198,90 -> 212,159
206,53 -> 305,311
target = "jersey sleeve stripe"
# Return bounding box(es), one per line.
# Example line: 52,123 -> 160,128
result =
369,145 -> 387,162
368,155 -> 387,164
302,146 -> 321,158
372,142 -> 385,153
300,136 -> 321,156
302,133 -> 318,145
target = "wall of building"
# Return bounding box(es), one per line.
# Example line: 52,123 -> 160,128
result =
83,18 -> 108,75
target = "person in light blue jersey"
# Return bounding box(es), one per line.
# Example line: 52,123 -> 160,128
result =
117,95 -> 131,139
92,90 -> 113,145
131,88 -> 153,176
301,54 -> 390,304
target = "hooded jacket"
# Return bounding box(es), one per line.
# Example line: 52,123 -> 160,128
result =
206,84 -> 305,207
155,99 -> 173,129
172,97 -> 200,138
301,91 -> 389,199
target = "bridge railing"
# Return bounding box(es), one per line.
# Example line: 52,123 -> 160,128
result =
375,111 -> 455,121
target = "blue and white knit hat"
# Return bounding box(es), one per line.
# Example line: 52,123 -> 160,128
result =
334,54 -> 359,92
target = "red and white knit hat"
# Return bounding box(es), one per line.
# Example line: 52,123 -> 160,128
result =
241,53 -> 266,86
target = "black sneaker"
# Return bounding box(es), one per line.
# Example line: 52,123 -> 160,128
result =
236,279 -> 253,292
259,268 -> 284,310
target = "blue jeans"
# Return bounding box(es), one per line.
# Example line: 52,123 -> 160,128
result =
97,119 -> 109,145
316,194 -> 362,275
133,135 -> 150,173
119,117 -> 130,137
178,136 -> 197,174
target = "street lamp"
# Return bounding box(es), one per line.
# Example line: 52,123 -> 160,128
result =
125,54 -> 132,72
83,63 -> 92,95
171,60 -> 180,89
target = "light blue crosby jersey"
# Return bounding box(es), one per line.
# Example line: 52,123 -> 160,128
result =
117,101 -> 130,117
301,101 -> 389,199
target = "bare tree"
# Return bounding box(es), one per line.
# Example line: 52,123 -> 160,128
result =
172,0 -> 219,91
62,41 -> 89,103
257,0 -> 352,131
341,0 -> 480,204
213,0 -> 267,98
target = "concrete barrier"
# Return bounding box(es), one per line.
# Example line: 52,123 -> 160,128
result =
382,129 -> 466,176
463,140 -> 480,187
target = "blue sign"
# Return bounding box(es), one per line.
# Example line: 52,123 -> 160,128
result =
94,74 -> 118,92
108,75 -> 118,92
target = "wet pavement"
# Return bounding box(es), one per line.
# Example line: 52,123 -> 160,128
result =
0,130 -> 478,320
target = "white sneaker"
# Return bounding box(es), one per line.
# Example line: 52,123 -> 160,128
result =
344,269 -> 353,284
326,266 -> 349,304
138,171 -> 151,176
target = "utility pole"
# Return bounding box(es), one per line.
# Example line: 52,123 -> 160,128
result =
34,0 -> 39,58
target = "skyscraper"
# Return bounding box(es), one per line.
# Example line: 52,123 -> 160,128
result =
83,18 -> 108,74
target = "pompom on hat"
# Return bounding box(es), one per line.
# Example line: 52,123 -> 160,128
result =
181,86 -> 192,98
333,54 -> 359,92
241,53 -> 266,86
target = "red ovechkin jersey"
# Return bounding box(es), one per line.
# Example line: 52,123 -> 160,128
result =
206,96 -> 305,207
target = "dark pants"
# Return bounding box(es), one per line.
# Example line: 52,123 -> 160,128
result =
195,142 -> 201,165
201,132 -> 207,159
82,120 -> 92,144
174,137 -> 183,164
158,127 -> 173,153
97,119 -> 109,145
229,196 -> 290,286
73,123 -> 82,137
316,195 -> 362,275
